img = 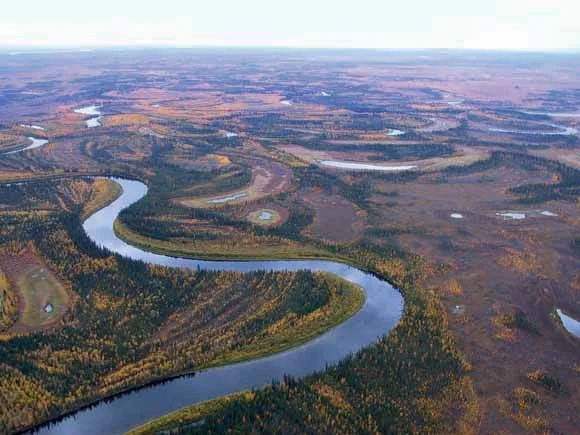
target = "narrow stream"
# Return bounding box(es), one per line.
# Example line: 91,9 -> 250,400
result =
3,137 -> 49,155
487,123 -> 578,136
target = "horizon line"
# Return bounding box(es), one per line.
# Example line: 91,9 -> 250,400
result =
1,44 -> 579,54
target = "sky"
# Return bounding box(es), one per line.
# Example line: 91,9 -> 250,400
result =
1,0 -> 579,51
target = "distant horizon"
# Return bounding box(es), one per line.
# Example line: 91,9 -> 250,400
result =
1,44 -> 579,54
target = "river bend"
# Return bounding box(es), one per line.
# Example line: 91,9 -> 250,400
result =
36,178 -> 403,434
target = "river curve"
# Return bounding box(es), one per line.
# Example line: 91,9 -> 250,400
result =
35,178 -> 404,435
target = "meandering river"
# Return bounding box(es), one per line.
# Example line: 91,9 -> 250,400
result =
487,123 -> 578,136
519,110 -> 580,118
74,105 -> 103,128
35,178 -> 403,434
4,137 -> 49,155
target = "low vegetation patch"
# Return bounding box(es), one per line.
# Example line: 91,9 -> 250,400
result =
81,178 -> 122,219
526,370 -> 568,396
302,190 -> 365,243
15,264 -> 69,330
128,392 -> 253,435
494,310 -> 540,336
247,208 -> 282,227
0,246 -> 71,335
500,387 -> 547,432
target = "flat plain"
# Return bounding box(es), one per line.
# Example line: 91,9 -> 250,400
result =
0,49 -> 578,434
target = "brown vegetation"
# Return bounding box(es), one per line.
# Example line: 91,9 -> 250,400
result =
302,189 -> 365,243
1,50 -> 579,434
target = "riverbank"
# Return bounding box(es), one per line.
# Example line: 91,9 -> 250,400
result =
201,273 -> 365,370
3,137 -> 49,155
81,178 -> 123,220
127,392 -> 251,435
114,219 -> 343,262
